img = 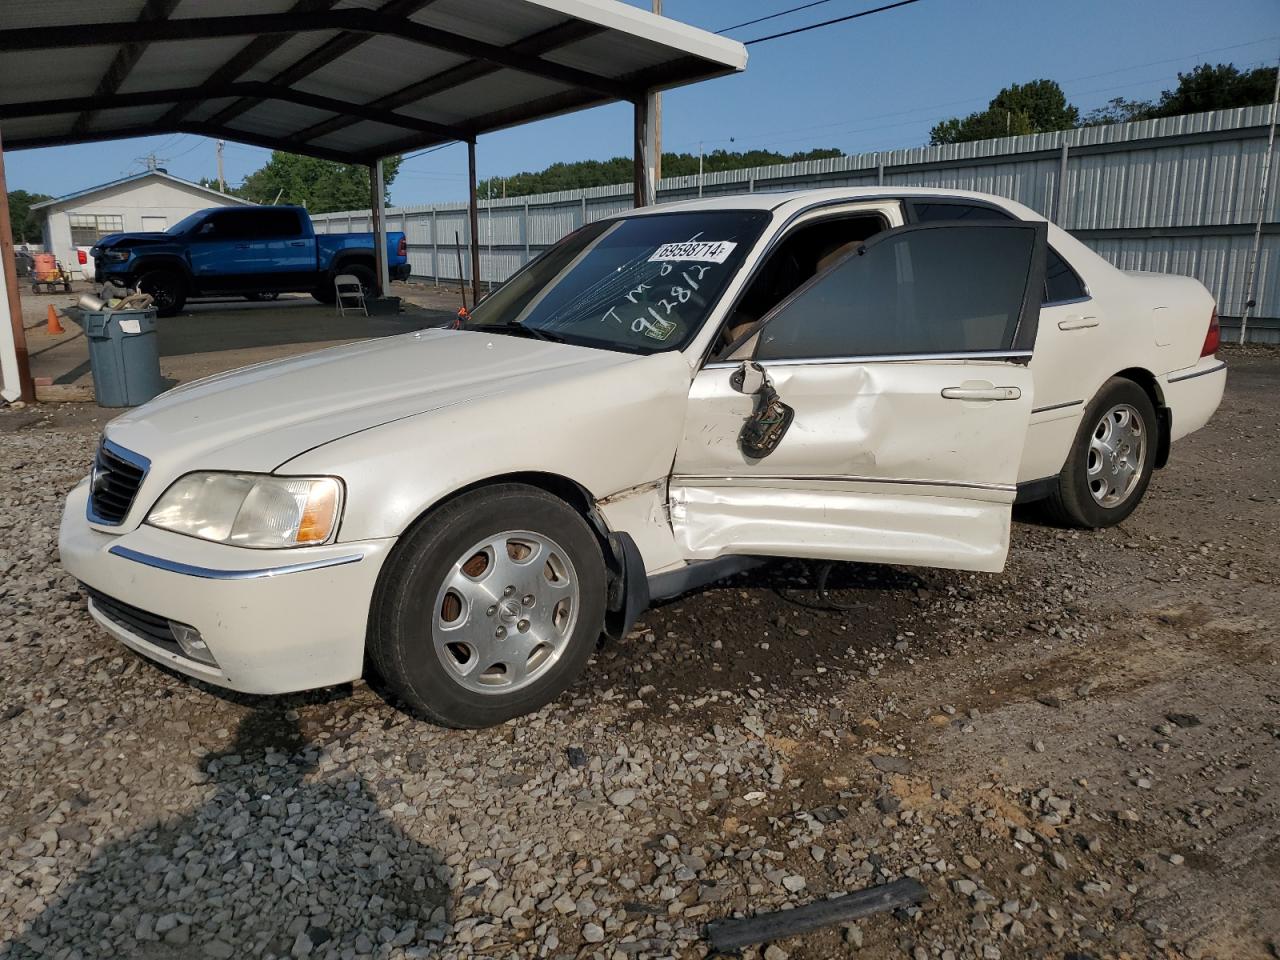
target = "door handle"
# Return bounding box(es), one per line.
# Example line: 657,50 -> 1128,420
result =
1057,315 -> 1098,330
288,240 -> 307,247
234,243 -> 251,250
941,385 -> 1022,401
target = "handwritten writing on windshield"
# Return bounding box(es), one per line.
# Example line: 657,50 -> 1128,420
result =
600,256 -> 719,342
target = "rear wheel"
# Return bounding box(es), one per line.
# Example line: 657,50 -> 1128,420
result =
1046,377 -> 1157,528
369,484 -> 606,728
313,263 -> 374,305
137,269 -> 187,317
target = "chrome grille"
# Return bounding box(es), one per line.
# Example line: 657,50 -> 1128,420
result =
87,440 -> 149,525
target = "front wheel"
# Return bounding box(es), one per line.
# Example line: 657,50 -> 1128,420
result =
1046,377 -> 1157,528
368,485 -> 606,728
137,269 -> 187,317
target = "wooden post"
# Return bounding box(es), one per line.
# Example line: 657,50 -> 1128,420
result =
633,95 -> 655,207
467,139 -> 480,306
370,158 -> 389,297
0,127 -> 34,402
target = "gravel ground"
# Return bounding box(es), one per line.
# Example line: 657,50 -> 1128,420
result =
1,346 -> 1277,960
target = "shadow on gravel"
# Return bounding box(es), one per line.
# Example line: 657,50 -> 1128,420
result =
4,707 -> 453,960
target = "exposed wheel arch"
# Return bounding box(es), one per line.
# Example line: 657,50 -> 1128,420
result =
1113,367 -> 1171,468
374,472 -> 646,644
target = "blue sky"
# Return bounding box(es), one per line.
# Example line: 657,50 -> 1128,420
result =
6,0 -> 1278,205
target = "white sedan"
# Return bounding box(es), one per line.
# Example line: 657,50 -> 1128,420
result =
60,187 -> 1226,727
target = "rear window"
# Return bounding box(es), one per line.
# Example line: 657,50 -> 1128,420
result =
908,199 -> 1086,303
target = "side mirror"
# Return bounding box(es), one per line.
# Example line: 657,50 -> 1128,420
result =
730,360 -> 767,395
731,361 -> 794,460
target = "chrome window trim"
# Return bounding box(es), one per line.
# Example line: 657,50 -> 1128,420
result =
1167,360 -> 1226,383
1042,294 -> 1093,308
107,545 -> 364,580
704,350 -> 1032,370
86,438 -> 152,527
674,474 -> 1015,492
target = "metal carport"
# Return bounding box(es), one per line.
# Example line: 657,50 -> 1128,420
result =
0,0 -> 746,401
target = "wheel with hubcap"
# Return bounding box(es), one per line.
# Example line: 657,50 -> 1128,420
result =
137,269 -> 187,317
369,484 -> 606,728
1046,377 -> 1157,528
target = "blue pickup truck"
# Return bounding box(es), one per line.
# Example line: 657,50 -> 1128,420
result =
91,205 -> 410,316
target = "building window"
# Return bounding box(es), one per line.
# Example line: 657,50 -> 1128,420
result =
68,214 -> 124,246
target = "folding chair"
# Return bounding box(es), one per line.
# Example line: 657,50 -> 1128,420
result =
334,273 -> 368,317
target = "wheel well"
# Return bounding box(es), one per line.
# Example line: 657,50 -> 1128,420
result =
385,472 -> 639,640
133,258 -> 191,281
332,253 -> 374,275
1114,367 -> 1171,468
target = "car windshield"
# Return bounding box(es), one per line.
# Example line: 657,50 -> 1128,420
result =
465,210 -> 769,353
167,212 -> 208,235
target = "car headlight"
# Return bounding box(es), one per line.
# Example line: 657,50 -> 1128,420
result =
146,473 -> 343,548
102,249 -> 130,262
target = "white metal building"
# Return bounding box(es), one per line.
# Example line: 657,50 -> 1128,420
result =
33,171 -> 252,278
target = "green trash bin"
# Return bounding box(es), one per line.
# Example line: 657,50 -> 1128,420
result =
84,308 -> 164,407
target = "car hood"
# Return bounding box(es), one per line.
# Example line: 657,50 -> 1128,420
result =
104,328 -> 638,476
92,231 -> 171,250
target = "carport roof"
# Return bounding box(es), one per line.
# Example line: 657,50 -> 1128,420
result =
0,0 -> 746,164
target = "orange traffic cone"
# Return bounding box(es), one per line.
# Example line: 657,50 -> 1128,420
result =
46,304 -> 65,336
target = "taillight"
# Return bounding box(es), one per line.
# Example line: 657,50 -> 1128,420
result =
1201,306 -> 1220,357
397,236 -> 406,257
77,249 -> 87,265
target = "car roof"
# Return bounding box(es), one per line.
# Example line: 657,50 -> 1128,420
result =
626,186 -> 1045,222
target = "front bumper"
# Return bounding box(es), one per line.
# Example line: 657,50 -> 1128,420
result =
59,480 -> 395,694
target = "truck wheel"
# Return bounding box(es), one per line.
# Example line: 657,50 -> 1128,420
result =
138,270 -> 187,317
368,484 -> 606,728
314,264 -> 374,305
1046,377 -> 1157,529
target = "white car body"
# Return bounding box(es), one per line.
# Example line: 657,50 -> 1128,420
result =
59,187 -> 1226,696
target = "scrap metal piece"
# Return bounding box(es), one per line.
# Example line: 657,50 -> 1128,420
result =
704,877 -> 927,952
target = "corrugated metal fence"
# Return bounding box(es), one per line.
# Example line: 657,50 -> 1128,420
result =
314,104 -> 1280,342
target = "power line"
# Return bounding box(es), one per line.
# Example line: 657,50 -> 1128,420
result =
744,0 -> 920,45
715,0 -> 841,35
663,36 -> 1280,152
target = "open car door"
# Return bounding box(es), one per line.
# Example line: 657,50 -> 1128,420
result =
670,219 -> 1047,573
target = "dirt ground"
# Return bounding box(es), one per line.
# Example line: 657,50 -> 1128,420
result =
0,345 -> 1276,960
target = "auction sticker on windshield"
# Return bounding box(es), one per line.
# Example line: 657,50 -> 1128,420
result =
649,240 -> 737,263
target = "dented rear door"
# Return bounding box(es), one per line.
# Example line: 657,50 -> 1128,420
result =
669,219 -> 1046,573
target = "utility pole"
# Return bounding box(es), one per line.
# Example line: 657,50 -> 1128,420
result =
216,140 -> 226,193
1239,58 -> 1280,345
652,0 -> 662,182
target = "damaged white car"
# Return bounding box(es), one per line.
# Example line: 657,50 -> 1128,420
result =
60,188 -> 1226,727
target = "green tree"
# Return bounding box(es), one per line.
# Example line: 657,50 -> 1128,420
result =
477,147 -> 843,197
7,189 -> 53,244
235,153 -> 403,212
1081,97 -> 1158,126
1082,63 -> 1278,127
931,80 -> 1079,145
1150,63 -> 1278,117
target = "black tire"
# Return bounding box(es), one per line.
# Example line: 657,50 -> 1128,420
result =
1046,377 -> 1157,528
137,269 -> 187,317
369,484 -> 606,728
314,263 -> 374,305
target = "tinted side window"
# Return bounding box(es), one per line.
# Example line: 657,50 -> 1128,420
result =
755,224 -> 1035,361
909,201 -> 1015,223
1044,248 -> 1086,303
